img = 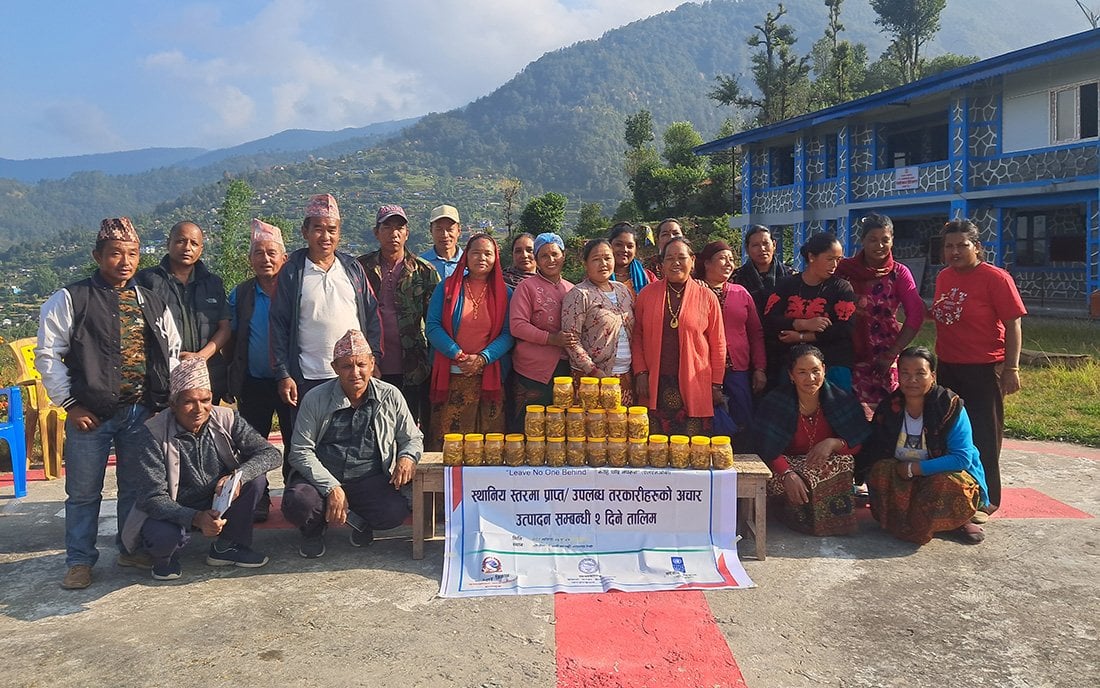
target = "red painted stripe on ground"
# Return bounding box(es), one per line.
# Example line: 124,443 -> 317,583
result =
555,591 -> 748,688
1002,439 -> 1100,461
992,487 -> 1093,519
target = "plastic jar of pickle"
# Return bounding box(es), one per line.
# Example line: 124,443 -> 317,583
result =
464,433 -> 485,466
607,437 -> 628,467
526,436 -> 547,466
566,438 -> 587,466
628,438 -> 649,467
546,436 -> 566,467
599,377 -> 622,410
586,409 -> 607,439
545,406 -> 566,438
578,376 -> 601,410
690,435 -> 712,469
648,434 -> 669,468
587,437 -> 608,467
627,406 -> 650,440
668,435 -> 691,469
524,405 -> 546,438
503,434 -> 526,466
483,433 -> 505,466
552,376 -> 575,409
443,433 -> 465,466
606,406 -> 627,438
711,436 -> 734,470
566,407 -> 586,439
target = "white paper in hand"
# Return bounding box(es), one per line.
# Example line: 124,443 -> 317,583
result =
211,470 -> 243,517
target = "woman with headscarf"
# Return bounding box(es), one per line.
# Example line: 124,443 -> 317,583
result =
608,223 -> 656,295
731,224 -> 795,315
425,233 -> 514,450
632,238 -> 726,436
836,213 -> 925,410
508,232 -> 576,431
503,232 -> 537,289
694,240 -> 766,434
561,239 -> 635,405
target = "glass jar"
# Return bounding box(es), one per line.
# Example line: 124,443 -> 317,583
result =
552,376 -> 575,410
546,436 -> 566,467
711,435 -> 734,470
599,377 -> 622,410
690,435 -> 712,469
586,409 -> 607,439
587,437 -> 607,467
628,438 -> 649,468
648,434 -> 669,468
443,433 -> 464,466
606,406 -> 627,439
566,407 -> 587,439
545,406 -> 566,438
526,436 -> 547,466
578,376 -> 601,410
504,434 -> 526,466
464,433 -> 485,466
524,405 -> 546,438
607,437 -> 628,467
627,406 -> 650,440
484,433 -> 505,466
566,438 -> 587,467
668,435 -> 690,469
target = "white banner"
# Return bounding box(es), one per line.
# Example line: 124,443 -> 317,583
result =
439,466 -> 754,597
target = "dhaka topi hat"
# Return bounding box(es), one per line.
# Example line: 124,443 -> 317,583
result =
98,218 -> 139,243
376,204 -> 408,226
170,358 -> 211,401
333,329 -> 372,361
533,232 -> 564,258
250,218 -> 285,252
305,193 -> 340,221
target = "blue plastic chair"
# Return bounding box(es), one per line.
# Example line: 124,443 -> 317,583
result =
0,385 -> 29,498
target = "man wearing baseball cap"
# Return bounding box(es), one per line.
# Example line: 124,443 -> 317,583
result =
422,204 -> 463,279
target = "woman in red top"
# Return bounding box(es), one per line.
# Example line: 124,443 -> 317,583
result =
930,219 -> 1026,514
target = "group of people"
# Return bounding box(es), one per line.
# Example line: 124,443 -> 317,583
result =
34,194 -> 1025,589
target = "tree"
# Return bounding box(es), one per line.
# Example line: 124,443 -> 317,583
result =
213,179 -> 254,290
499,179 -> 522,240
624,110 -> 655,149
662,122 -> 705,169
1075,1 -> 1100,28
575,202 -> 608,238
519,192 -> 568,235
923,53 -> 980,77
23,265 -> 59,297
810,0 -> 869,108
870,0 -> 947,83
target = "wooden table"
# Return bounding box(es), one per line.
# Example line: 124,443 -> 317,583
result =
411,452 -> 771,561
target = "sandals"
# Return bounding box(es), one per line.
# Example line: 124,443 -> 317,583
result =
956,523 -> 986,544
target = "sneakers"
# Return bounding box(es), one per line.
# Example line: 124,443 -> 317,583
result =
349,527 -> 374,548
117,550 -> 154,570
956,523 -> 986,544
299,532 -> 326,559
151,557 -> 182,581
206,541 -> 270,568
61,564 -> 93,590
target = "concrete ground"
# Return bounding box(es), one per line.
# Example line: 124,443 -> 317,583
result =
1,439 -> 1097,688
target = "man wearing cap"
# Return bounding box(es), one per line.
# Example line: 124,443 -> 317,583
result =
269,194 -> 383,431
227,219 -> 291,521
122,358 -> 280,580
282,330 -> 422,558
137,221 -> 232,403
36,217 -> 182,590
357,205 -> 440,426
422,204 -> 463,279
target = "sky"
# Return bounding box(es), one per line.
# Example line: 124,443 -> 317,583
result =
0,0 -> 690,160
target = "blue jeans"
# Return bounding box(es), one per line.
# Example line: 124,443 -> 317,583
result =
64,403 -> 151,567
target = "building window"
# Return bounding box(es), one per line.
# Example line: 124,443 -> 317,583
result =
825,134 -> 838,178
770,145 -> 794,187
876,114 -> 949,169
1015,214 -> 1047,267
1052,81 -> 1099,143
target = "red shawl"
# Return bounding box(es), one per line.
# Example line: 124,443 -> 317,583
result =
429,234 -> 508,403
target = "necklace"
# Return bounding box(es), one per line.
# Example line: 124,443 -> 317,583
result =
666,282 -> 685,329
799,407 -> 819,446
466,279 -> 488,320
707,282 -> 726,307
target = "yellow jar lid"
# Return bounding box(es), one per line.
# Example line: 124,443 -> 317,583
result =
611,406 -> 627,414
526,435 -> 546,442
553,376 -> 574,384
443,433 -> 464,441
629,438 -> 648,444
649,434 -> 669,443
588,409 -> 606,416
505,433 -> 525,442
579,376 -> 600,384
588,437 -> 606,443
465,433 -> 485,441
567,407 -> 585,413
670,435 -> 690,444
711,436 -> 732,446
600,377 -> 620,385
546,405 -> 564,413
485,433 -> 505,441
691,436 -> 711,446
547,436 -> 565,443
607,437 -> 626,443
628,406 -> 649,415
526,404 -> 545,412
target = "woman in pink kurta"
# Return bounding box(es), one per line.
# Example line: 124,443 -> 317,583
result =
836,213 -> 925,411
694,241 -> 766,434
632,238 -> 726,436
508,232 -> 575,431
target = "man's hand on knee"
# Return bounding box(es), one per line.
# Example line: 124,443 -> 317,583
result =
325,485 -> 347,525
